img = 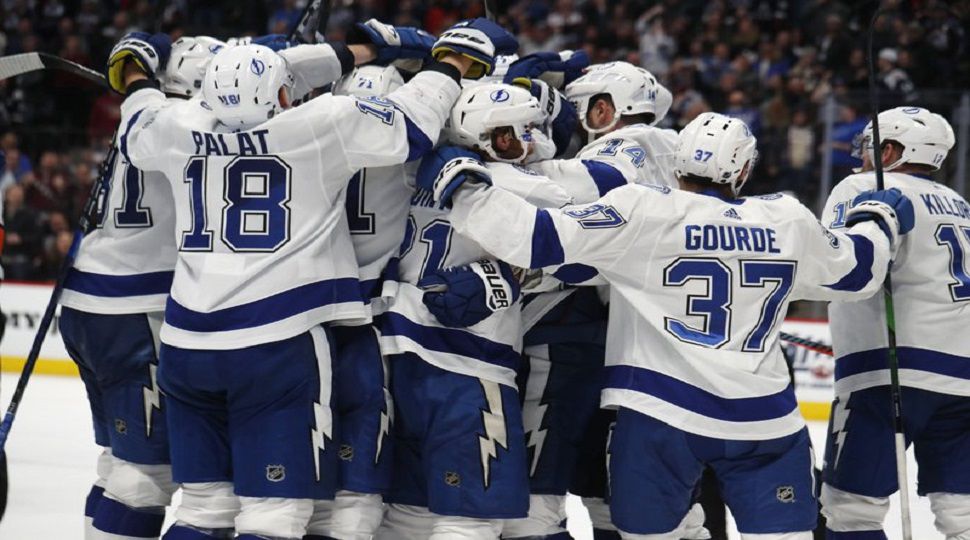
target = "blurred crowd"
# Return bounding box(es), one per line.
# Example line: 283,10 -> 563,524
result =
0,0 -> 968,280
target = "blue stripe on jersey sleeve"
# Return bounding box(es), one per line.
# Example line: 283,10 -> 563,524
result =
380,312 -> 520,371
119,108 -> 145,162
605,364 -> 798,422
835,347 -> 970,382
165,277 -> 363,333
531,209 -> 566,268
552,263 -> 599,284
581,159 -> 627,196
402,112 -> 433,162
64,269 -> 175,297
824,233 -> 874,292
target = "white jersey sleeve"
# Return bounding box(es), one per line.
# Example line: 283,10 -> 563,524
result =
450,183 -> 895,440
115,68 -> 459,350
823,172 -> 970,397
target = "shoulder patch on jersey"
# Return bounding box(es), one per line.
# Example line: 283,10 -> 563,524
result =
819,222 -> 840,248
564,203 -> 627,229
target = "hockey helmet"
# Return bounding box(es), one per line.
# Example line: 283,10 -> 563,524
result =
445,82 -> 544,164
674,112 -> 758,196
202,44 -> 294,130
161,36 -> 226,98
565,61 -> 666,135
858,107 -> 955,171
332,65 -> 405,99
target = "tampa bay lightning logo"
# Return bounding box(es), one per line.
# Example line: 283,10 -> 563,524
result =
490,89 -> 510,103
209,44 -> 223,53
902,107 -> 922,114
250,58 -> 266,76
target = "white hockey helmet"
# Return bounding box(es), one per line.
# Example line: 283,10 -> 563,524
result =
202,44 -> 294,130
161,36 -> 226,98
445,82 -> 543,163
565,61 -> 665,135
674,112 -> 758,195
332,65 -> 404,99
859,106 -> 955,171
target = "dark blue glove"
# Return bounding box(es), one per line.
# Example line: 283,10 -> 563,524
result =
432,18 -> 519,79
107,32 -> 172,93
504,50 -> 590,88
349,19 -> 435,64
250,34 -> 293,51
416,146 -> 492,208
419,260 -> 521,328
846,187 -> 915,243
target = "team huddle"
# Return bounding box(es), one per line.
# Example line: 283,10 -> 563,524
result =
57,14 -> 969,540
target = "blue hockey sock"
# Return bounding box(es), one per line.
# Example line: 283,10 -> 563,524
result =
592,529 -> 621,540
163,524 -> 228,539
93,496 -> 165,538
85,485 -> 106,519
825,529 -> 887,540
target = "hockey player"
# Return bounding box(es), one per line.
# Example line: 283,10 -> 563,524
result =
58,34 -> 225,540
107,17 -> 515,540
501,61 -> 683,540
375,82 -> 572,540
417,112 -> 915,540
819,107 -> 969,539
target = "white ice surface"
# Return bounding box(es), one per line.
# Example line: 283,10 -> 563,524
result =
0,375 -> 942,539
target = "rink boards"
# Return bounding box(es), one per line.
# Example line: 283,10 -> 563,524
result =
0,282 -> 837,420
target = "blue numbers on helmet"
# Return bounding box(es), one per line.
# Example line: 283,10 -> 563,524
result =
180,156 -> 291,253
693,149 -> 713,162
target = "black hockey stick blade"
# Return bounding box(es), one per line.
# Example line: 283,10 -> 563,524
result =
483,0 -> 498,21
289,0 -> 331,45
0,52 -> 107,87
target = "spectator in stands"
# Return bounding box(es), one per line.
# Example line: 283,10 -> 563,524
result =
878,48 -> 918,106
2,184 -> 42,280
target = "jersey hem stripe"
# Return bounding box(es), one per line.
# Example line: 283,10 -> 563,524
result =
380,311 -> 520,371
64,268 -> 174,297
835,347 -> 970,381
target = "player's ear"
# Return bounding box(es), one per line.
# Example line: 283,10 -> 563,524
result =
278,87 -> 291,110
881,141 -> 901,167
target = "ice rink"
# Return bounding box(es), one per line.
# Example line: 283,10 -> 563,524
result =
0,374 -> 942,539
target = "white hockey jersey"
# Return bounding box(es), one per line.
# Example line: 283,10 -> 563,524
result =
381,163 -> 572,387
61,148 -> 177,314
118,68 -> 459,350
824,172 -> 970,397
530,123 -> 678,202
448,183 -> 894,440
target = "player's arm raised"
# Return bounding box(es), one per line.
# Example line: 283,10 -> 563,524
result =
417,146 -> 649,271
793,188 -> 915,301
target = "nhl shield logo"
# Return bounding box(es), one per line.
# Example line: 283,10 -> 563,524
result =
339,444 -> 354,461
776,485 -> 795,503
266,465 -> 286,482
114,418 -> 128,435
444,471 -> 461,487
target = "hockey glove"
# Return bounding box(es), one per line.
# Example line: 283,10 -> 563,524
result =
416,146 -> 491,209
504,50 -> 590,89
419,259 -> 521,328
348,19 -> 436,64
432,18 -> 519,79
519,79 -> 577,158
226,34 -> 293,51
107,32 -> 172,94
845,188 -> 915,247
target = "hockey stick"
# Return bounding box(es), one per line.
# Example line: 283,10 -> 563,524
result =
289,0 -> 330,44
779,332 -> 833,357
0,52 -> 107,87
0,133 -> 115,519
483,0 -> 498,21
866,8 -> 912,539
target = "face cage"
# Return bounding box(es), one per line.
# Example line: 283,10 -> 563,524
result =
483,122 -> 539,164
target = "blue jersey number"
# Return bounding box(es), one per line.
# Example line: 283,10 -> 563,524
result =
114,164 -> 153,228
598,139 -> 646,167
830,200 -> 850,228
398,217 -> 454,279
936,223 -> 970,301
664,257 -> 796,350
346,171 -> 375,234
181,156 -> 291,252
356,98 -> 395,125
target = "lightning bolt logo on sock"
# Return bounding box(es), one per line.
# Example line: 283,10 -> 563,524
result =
310,328 -> 334,482
830,396 -> 851,469
375,352 -> 393,464
478,380 -> 508,489
142,363 -> 161,437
